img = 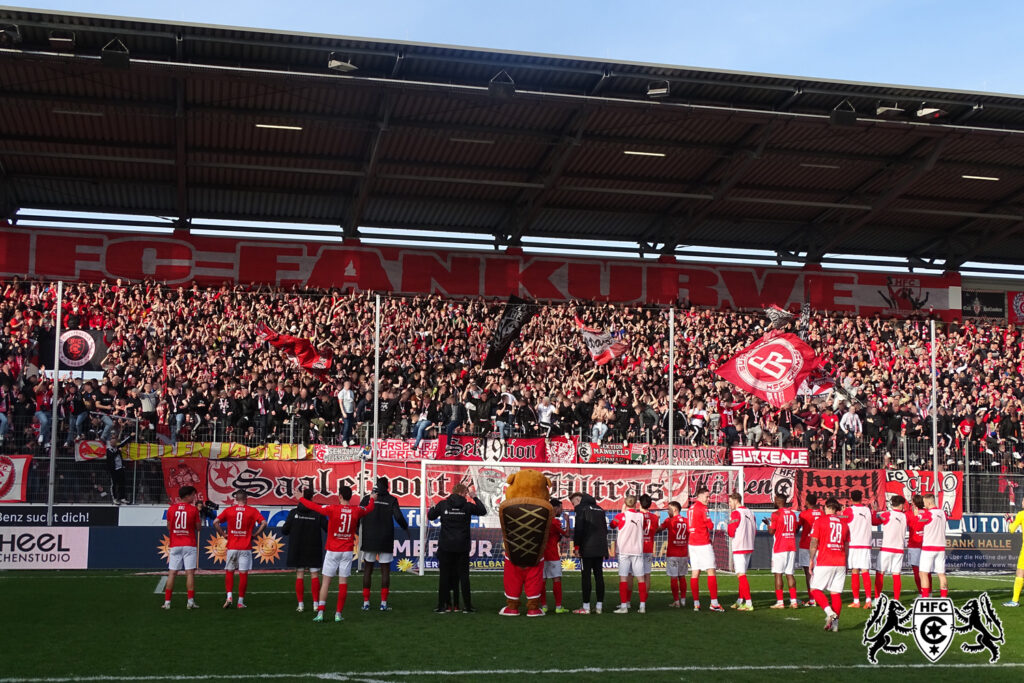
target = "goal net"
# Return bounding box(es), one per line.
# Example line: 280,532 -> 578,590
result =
416,460 -> 743,575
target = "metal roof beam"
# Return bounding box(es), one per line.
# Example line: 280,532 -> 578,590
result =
659,120 -> 783,249
909,183 -> 1024,259
501,106 -> 593,245
343,96 -> 393,238
809,136 -> 950,260
944,218 -> 1024,270
174,63 -> 189,230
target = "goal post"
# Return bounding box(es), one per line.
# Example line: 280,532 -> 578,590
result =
417,459 -> 743,576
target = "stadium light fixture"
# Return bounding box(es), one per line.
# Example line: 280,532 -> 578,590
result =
916,104 -> 947,120
962,174 -> 999,181
829,99 -> 857,127
48,30 -> 75,50
646,80 -> 670,99
327,52 -> 358,73
875,102 -> 904,118
623,150 -> 666,158
255,123 -> 304,131
52,109 -> 104,117
450,137 -> 495,145
0,24 -> 21,47
101,38 -> 130,69
488,70 -> 516,99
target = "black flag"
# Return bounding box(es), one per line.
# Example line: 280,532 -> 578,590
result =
482,295 -> 536,370
38,329 -> 108,372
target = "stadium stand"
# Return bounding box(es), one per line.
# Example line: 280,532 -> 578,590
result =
2,278 -> 1022,510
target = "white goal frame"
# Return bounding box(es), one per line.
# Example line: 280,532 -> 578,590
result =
417,459 -> 744,576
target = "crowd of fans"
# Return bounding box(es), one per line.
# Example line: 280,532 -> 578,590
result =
1,278 -> 1022,483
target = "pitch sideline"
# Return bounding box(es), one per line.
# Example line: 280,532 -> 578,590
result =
3,663 -> 1024,682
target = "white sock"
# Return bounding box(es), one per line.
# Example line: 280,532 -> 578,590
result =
680,599 -> 686,605
595,602 -> 602,610
298,602 -> 304,608
824,606 -> 836,618
163,600 -> 170,606
711,599 -> 720,606
582,602 -> 590,611
639,602 -> 646,608
187,598 -> 195,606
238,598 -> 245,605
363,600 -> 370,606
227,592 -> 233,601
745,600 -> 753,607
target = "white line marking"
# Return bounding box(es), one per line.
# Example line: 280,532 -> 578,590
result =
153,576 -> 167,595
3,663 -> 1024,682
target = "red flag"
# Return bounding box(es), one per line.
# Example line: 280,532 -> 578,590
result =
575,316 -> 627,366
714,333 -> 819,408
256,323 -> 334,376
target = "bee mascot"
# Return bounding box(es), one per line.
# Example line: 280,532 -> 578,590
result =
498,469 -> 553,617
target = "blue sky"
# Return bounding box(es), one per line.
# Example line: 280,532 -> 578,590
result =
17,0 -> 1024,95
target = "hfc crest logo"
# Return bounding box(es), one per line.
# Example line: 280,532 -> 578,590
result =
862,593 -> 1004,664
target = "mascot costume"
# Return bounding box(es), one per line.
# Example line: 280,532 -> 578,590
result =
498,469 -> 553,617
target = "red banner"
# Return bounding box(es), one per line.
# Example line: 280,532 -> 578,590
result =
0,455 -> 32,503
580,442 -> 648,463
731,447 -> 809,468
436,436 -> 549,462
204,460 -> 364,506
411,463 -> 713,510
161,459 -> 210,504
375,439 -> 438,461
884,469 -> 963,521
1,227 -> 960,318
1009,291 -> 1024,324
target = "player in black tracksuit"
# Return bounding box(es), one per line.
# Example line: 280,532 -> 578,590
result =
427,483 -> 487,612
570,492 -> 609,614
359,477 -> 412,611
281,488 -> 326,613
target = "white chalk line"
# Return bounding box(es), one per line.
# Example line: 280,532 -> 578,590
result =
3,663 -> 1024,682
153,576 -> 167,595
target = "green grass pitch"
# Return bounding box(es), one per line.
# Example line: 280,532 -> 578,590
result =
2,570 -> 1022,682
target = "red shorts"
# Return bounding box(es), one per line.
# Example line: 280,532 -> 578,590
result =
503,561 -> 543,600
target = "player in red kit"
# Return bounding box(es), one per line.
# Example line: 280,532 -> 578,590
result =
215,490 -> 267,609
639,494 -> 659,589
300,485 -> 375,622
541,498 -> 570,614
768,495 -> 799,609
163,485 -> 202,609
797,493 -> 823,606
906,494 -> 926,595
688,486 -> 723,612
809,497 -> 849,632
659,501 -> 688,607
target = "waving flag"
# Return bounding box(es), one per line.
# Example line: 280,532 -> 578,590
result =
482,295 -> 536,370
575,317 -> 628,366
715,333 -> 819,408
797,368 -> 835,397
764,304 -> 794,331
256,323 -> 333,376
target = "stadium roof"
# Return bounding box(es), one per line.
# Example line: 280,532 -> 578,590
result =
0,7 -> 1023,274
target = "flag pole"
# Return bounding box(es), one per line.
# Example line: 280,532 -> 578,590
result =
668,306 -> 675,468
373,293 -> 381,482
931,318 -> 939,502
46,281 -> 63,527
